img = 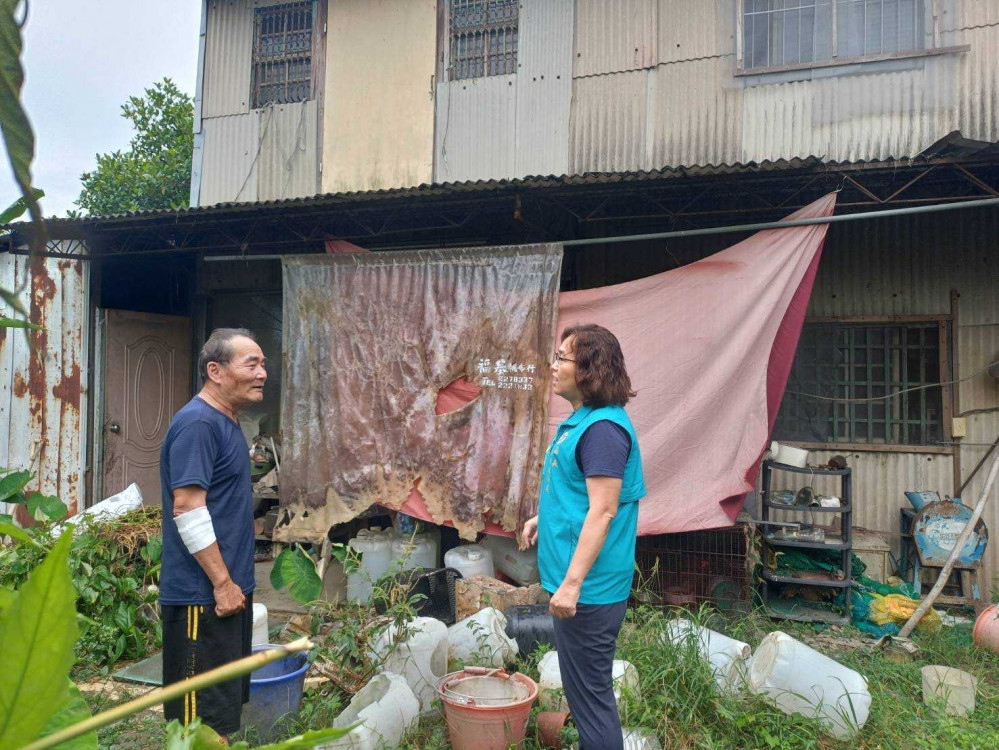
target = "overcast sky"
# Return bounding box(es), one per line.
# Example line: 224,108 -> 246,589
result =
0,2 -> 202,217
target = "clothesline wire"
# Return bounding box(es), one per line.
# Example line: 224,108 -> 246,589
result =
785,363 -> 995,403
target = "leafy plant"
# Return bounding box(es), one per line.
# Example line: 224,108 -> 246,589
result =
75,78 -> 193,215
271,544 -> 324,605
0,501 -> 163,667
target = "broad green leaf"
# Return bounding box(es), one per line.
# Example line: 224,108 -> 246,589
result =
164,719 -> 226,750
0,468 -> 31,502
0,0 -> 44,230
35,681 -> 98,750
270,545 -> 322,605
26,492 -> 68,521
0,186 -> 41,224
0,585 -> 14,612
0,315 -> 42,330
0,530 -> 78,747
0,518 -> 33,544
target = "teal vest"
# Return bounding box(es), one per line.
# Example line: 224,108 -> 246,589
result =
537,405 -> 646,605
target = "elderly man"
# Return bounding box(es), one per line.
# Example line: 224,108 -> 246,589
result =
160,328 -> 266,738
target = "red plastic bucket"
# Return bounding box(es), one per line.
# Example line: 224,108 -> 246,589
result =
437,667 -> 539,750
973,604 -> 999,654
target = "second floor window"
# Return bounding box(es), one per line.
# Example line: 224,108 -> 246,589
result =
252,2 -> 313,109
450,0 -> 519,80
741,0 -> 925,73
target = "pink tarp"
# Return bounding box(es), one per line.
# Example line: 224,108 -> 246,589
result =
402,193 -> 836,535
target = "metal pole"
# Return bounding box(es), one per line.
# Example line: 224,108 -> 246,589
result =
199,195 -> 999,261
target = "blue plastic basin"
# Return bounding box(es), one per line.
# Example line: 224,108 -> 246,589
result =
244,644 -> 310,742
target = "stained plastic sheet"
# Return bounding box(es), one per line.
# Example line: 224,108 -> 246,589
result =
278,245 -> 562,541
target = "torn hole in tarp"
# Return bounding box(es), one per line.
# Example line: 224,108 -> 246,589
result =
436,376 -> 482,415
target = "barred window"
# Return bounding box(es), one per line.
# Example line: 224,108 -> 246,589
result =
741,0 -> 925,72
775,322 -> 945,446
251,2 -> 313,109
450,0 -> 518,81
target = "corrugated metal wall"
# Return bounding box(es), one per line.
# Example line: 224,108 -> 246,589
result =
569,0 -> 999,171
200,112 -> 260,206
197,0 -> 320,206
203,0 -> 253,118
433,0 -> 573,183
258,101 -> 319,202
0,247 -> 89,518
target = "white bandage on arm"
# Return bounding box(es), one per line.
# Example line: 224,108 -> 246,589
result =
175,506 -> 217,554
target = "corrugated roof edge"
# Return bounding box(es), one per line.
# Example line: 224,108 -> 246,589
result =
4,151 -> 983,231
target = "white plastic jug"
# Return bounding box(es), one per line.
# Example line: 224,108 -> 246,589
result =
323,672 -> 420,750
482,534 -> 540,585
392,532 -> 437,571
347,530 -> 394,604
370,617 -> 449,714
443,544 -> 495,580
251,603 -> 269,645
663,619 -> 751,693
749,631 -> 871,739
447,607 -> 519,667
538,651 -> 640,711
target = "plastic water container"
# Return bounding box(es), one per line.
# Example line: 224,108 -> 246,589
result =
749,631 -> 871,739
245,645 -> 310,743
322,672 -> 420,750
922,665 -> 977,716
663,619 -> 751,693
392,532 -> 438,571
538,651 -> 640,711
482,534 -> 540,585
447,607 -> 519,667
347,530 -> 394,604
370,617 -> 449,714
251,603 -> 269,645
444,545 -> 495,580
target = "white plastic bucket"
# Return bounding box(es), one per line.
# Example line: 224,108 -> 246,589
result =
392,533 -> 438,571
444,545 -> 495,580
749,631 -> 870,739
537,651 -> 640,712
447,607 -> 519,667
662,619 -> 751,693
322,672 -> 420,750
370,617 -> 449,715
482,534 -> 540,586
251,603 -> 269,645
347,530 -> 394,604
922,665 -> 977,716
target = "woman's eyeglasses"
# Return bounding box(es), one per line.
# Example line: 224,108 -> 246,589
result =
553,353 -> 576,365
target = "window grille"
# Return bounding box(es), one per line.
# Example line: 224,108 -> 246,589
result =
449,0 -> 518,81
775,322 -> 945,446
251,2 -> 313,109
742,0 -> 924,72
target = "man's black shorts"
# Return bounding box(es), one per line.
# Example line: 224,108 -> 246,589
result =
162,594 -> 253,736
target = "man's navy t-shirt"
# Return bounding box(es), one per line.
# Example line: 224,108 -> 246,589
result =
159,397 -> 255,605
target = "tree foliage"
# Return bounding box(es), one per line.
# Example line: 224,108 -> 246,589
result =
76,78 -> 193,216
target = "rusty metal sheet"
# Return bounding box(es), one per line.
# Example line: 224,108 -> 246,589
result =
278,244 -> 563,541
0,247 -> 89,519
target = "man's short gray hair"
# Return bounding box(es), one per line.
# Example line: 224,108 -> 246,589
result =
199,328 -> 257,382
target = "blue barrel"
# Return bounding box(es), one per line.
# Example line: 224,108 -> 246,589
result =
245,645 -> 310,742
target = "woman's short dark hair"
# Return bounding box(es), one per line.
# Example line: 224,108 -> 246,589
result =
561,323 -> 635,407
198,328 -> 256,381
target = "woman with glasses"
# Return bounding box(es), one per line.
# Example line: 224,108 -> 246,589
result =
521,323 -> 645,750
